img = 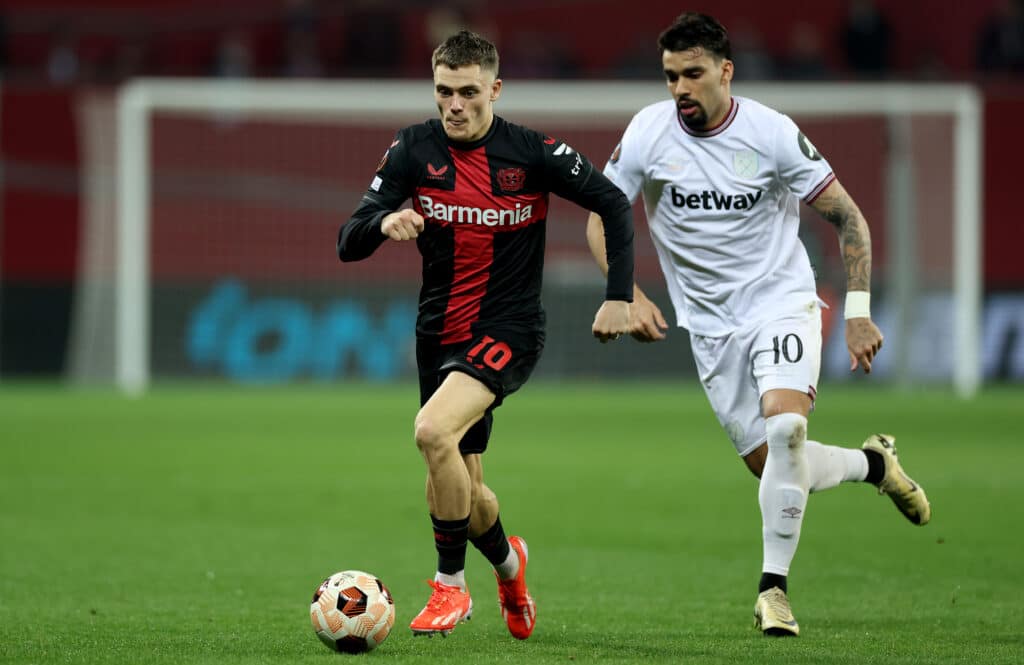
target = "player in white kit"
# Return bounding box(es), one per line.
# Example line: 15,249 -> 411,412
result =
586,12 -> 931,636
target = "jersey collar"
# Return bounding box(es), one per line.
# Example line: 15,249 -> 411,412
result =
677,97 -> 738,138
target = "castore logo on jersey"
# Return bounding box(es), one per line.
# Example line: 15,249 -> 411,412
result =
427,163 -> 449,179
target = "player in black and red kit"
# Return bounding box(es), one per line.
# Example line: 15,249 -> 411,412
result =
337,30 -> 634,640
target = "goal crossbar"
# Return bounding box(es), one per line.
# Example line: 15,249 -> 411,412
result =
115,79 -> 983,396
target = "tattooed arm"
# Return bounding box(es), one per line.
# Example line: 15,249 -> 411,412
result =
810,179 -> 884,374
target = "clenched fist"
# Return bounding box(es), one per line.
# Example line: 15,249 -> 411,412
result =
381,209 -> 425,241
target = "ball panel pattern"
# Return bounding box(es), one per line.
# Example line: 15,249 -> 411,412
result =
338,586 -> 368,618
309,570 -> 396,653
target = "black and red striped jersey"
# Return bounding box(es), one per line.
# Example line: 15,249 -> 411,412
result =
338,115 -> 634,344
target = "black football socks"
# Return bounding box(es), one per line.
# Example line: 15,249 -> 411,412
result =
469,515 -> 512,567
431,515 -> 470,575
863,448 -> 886,486
759,572 -> 788,594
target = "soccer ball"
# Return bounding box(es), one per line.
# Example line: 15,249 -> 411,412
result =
310,570 -> 396,653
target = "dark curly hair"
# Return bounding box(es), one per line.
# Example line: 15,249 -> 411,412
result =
657,12 -> 731,60
432,30 -> 500,76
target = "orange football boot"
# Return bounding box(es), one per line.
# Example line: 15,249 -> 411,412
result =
409,580 -> 472,637
496,536 -> 536,639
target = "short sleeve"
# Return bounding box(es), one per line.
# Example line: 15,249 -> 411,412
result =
774,115 -> 836,204
602,113 -> 647,203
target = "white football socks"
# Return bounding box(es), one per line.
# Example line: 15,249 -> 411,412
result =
760,413 -> 810,576
437,540 -> 519,586
434,570 -> 466,590
805,439 -> 869,492
494,542 -> 520,580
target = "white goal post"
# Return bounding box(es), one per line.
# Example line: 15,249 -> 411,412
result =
114,79 -> 983,396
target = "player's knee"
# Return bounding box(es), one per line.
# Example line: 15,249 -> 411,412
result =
765,412 -> 807,452
413,415 -> 455,459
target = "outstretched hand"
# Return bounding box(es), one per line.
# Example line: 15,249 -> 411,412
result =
629,289 -> 669,342
846,317 -> 884,373
381,209 -> 424,241
592,300 -> 630,343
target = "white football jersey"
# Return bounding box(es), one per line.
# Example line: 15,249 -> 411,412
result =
604,96 -> 835,336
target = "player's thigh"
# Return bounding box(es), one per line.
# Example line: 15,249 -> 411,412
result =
761,388 -> 812,418
418,330 -> 542,454
443,329 -> 542,454
691,333 -> 765,457
751,306 -> 823,415
417,371 -> 496,444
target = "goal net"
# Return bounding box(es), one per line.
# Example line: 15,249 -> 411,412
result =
74,80 -> 982,395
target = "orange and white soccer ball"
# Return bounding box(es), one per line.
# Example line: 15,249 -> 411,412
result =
310,570 -> 396,653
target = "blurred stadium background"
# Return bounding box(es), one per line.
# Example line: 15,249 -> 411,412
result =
0,0 -> 1022,389
3,3 -> 1024,663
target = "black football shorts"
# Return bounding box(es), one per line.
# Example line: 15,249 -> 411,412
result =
416,328 -> 544,454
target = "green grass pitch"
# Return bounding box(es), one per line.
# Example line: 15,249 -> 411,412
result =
2,382 -> 1023,664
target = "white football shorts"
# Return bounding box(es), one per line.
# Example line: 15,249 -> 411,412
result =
690,301 -> 823,457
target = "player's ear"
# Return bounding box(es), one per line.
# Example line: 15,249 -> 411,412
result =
720,59 -> 734,85
490,78 -> 502,102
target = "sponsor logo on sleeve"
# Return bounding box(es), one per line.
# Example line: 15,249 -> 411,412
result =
376,139 -> 400,172
797,131 -> 822,161
550,142 -> 583,176
610,142 -> 622,164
